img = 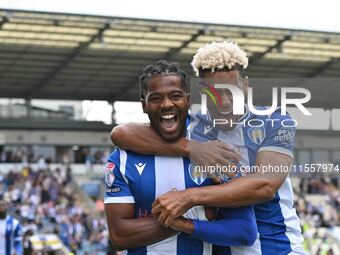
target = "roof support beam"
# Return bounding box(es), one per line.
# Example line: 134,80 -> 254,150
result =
27,22 -> 110,98
250,34 -> 292,64
0,16 -> 8,29
164,29 -> 205,60
113,29 -> 205,100
307,58 -> 340,77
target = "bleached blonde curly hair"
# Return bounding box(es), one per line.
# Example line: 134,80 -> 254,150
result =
191,41 -> 248,76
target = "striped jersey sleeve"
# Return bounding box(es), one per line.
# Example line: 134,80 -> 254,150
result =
104,148 -> 135,204
259,109 -> 296,158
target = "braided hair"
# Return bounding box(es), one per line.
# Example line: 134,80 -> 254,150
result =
139,60 -> 188,99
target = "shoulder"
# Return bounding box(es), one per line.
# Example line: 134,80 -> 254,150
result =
269,107 -> 293,122
248,106 -> 292,119
107,148 -> 134,165
108,148 -> 155,172
248,107 -> 296,130
108,148 -> 119,163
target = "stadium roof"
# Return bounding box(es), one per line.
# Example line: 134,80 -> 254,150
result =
0,9 -> 340,108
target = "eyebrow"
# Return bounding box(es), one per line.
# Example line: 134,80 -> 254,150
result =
148,88 -> 185,96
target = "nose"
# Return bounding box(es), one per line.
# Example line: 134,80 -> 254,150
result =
220,91 -> 232,108
160,96 -> 174,110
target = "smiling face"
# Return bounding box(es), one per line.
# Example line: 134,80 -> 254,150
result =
201,70 -> 248,130
142,75 -> 190,142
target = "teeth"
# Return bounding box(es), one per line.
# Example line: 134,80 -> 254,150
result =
161,114 -> 175,119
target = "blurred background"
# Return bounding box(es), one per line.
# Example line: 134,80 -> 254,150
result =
0,1 -> 339,254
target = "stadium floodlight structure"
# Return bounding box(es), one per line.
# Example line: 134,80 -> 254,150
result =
0,9 -> 340,109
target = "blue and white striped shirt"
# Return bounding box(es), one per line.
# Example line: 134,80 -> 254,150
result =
0,215 -> 22,255
190,107 -> 307,255
104,150 -> 214,255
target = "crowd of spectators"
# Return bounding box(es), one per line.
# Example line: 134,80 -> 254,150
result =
0,159 -> 338,255
0,148 -> 110,164
0,166 -> 109,255
0,149 -> 41,164
295,177 -> 340,255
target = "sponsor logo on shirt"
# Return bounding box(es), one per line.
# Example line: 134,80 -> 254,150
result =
274,129 -> 295,143
135,162 -> 146,175
106,187 -> 121,193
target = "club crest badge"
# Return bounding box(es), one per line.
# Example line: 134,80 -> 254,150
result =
105,162 -> 116,187
105,171 -> 115,187
188,163 -> 207,185
247,126 -> 266,145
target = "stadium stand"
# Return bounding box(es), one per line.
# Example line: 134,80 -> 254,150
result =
0,164 -> 109,254
294,178 -> 340,255
0,8 -> 339,255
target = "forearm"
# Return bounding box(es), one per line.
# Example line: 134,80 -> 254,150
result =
190,173 -> 277,208
189,152 -> 291,208
192,206 -> 257,246
172,207 -> 257,246
110,123 -> 189,156
192,217 -> 256,246
110,217 -> 177,250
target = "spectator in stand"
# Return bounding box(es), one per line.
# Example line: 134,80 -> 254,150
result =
0,199 -> 22,255
23,229 -> 34,255
1,166 -> 109,254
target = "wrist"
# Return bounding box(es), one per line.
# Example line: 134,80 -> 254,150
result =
166,227 -> 179,235
172,218 -> 194,235
187,188 -> 200,207
182,219 -> 194,235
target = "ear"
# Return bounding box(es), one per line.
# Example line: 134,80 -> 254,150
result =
186,93 -> 191,105
243,76 -> 249,97
141,98 -> 147,113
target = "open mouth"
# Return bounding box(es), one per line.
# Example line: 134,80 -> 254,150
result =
160,113 -> 178,132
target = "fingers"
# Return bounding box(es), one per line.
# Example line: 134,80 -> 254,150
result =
157,210 -> 170,225
216,140 -> 233,150
152,198 -> 159,209
204,155 -> 237,178
163,213 -> 176,228
152,198 -> 162,216
152,193 -> 184,227
151,203 -> 162,216
205,140 -> 240,163
218,143 -> 241,162
211,177 -> 221,184
154,203 -> 176,227
216,155 -> 237,167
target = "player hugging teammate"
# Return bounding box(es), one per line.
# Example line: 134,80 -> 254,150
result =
106,41 -> 308,255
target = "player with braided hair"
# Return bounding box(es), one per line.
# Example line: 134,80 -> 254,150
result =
139,60 -> 188,97
105,60 -> 257,255
110,41 -> 308,255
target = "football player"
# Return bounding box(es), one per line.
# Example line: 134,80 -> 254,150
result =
105,60 -> 257,255
110,42 -> 308,255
